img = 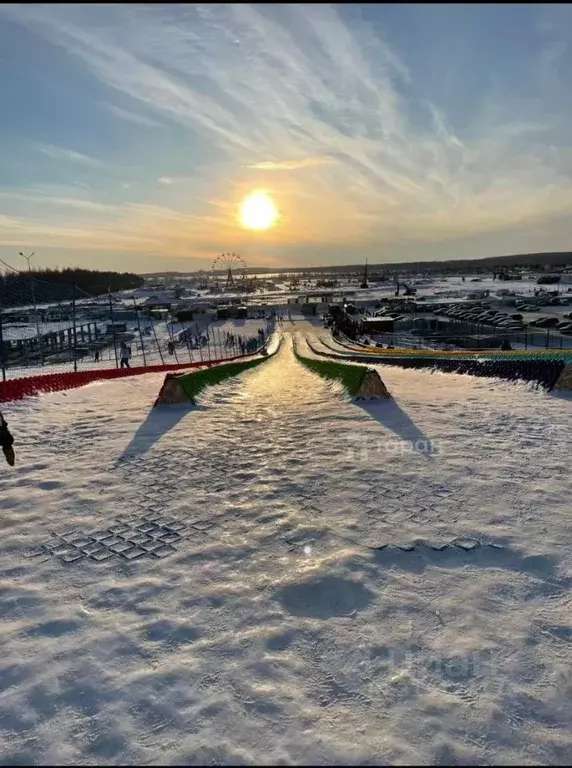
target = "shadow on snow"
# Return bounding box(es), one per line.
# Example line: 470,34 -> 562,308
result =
118,403 -> 206,461
355,397 -> 437,458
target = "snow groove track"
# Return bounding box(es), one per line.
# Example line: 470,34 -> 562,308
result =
310,330 -> 567,390
309,332 -> 566,390
1,324 -> 572,765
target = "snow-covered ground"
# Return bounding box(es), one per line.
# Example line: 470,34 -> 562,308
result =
1,322 -> 572,765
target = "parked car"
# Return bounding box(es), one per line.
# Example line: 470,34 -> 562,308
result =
531,317 -> 560,328
498,319 -> 518,327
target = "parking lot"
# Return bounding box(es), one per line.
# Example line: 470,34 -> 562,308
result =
371,298 -> 572,350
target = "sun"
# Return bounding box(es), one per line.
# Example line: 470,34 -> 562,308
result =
239,191 -> 278,230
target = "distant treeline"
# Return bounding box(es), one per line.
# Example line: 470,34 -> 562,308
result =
0,268 -> 144,308
340,251 -> 572,276
256,251 -> 572,276
143,251 -> 572,279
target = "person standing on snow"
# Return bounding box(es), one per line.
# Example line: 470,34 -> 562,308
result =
119,341 -> 131,368
0,411 -> 15,466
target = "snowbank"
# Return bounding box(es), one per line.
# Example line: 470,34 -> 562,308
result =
1,328 -> 571,764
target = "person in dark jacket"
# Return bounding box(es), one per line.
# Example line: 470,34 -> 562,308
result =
119,341 -> 131,368
0,411 -> 15,466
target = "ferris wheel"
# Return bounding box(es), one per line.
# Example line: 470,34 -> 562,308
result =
211,252 -> 247,292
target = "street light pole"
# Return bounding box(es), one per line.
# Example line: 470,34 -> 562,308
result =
19,252 -> 44,366
0,297 -> 6,382
19,251 -> 34,273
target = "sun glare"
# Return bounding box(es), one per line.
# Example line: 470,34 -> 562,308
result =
239,191 -> 278,230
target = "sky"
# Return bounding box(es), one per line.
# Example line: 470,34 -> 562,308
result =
1,3 -> 572,273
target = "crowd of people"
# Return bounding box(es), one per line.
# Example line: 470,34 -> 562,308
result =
274,310 -> 292,326
88,321 -> 273,368
224,328 -> 266,354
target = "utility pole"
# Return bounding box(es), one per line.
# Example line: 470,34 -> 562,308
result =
108,289 -> 119,369
19,252 -> 44,366
71,280 -> 78,373
360,258 -> 369,289
151,322 -> 165,365
133,298 -> 147,367
0,298 -> 5,382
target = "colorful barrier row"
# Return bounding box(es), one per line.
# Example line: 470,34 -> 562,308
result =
0,354 -> 246,404
307,337 -> 566,391
338,336 -> 572,364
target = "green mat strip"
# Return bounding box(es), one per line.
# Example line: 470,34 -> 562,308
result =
294,341 -> 368,396
176,339 -> 281,400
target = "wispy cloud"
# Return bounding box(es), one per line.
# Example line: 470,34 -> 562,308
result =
248,157 -> 333,171
37,144 -> 105,168
0,188 -> 112,212
1,3 -> 572,268
106,103 -> 166,129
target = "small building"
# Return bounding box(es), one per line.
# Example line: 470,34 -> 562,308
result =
110,310 -> 138,322
144,297 -> 173,311
148,308 -> 170,321
216,304 -> 248,319
106,322 -> 127,334
360,317 -> 395,334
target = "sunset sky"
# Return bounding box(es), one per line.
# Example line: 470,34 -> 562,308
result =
1,3 -> 572,272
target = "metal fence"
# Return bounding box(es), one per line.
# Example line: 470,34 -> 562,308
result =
367,315 -> 572,352
0,272 -> 275,381
366,327 -> 572,352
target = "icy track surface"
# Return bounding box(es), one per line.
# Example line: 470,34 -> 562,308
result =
1,328 -> 572,765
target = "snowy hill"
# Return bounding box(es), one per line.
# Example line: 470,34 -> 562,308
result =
1,324 -> 571,765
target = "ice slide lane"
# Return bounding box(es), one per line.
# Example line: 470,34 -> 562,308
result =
306,328 -> 569,390
1,331 -> 572,764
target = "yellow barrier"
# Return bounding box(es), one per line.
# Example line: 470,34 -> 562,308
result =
345,343 -> 570,358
